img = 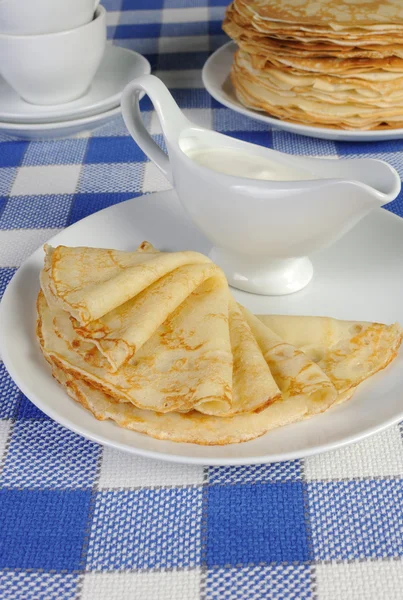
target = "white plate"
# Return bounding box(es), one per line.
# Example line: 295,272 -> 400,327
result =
203,42 -> 403,142
0,106 -> 122,140
0,46 -> 150,125
1,190 -> 403,465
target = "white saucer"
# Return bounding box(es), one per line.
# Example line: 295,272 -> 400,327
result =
0,106 -> 122,140
1,190 -> 403,465
0,45 -> 150,125
203,42 -> 403,142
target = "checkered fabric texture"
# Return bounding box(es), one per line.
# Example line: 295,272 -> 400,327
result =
1,1 -> 403,598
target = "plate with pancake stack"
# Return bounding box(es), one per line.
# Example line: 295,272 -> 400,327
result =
203,0 -> 403,140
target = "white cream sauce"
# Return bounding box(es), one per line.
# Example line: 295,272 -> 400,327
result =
185,146 -> 315,181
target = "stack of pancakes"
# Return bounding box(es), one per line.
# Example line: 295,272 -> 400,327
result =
36,242 -> 402,445
223,0 -> 403,130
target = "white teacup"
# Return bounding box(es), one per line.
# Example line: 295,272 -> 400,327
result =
0,6 -> 106,106
0,0 -> 100,35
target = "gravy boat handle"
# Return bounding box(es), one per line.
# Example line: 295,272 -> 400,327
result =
121,75 -> 189,185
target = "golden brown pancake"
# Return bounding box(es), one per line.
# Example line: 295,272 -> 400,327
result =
223,0 -> 403,129
36,243 -> 402,445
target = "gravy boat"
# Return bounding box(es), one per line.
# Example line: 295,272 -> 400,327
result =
121,75 -> 401,295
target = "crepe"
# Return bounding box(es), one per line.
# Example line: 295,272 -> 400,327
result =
232,0 -> 403,28
223,0 -> 403,130
48,358 -> 351,446
231,50 -> 403,130
257,314 -> 403,394
241,308 -> 337,405
40,243 -> 211,324
37,243 -> 402,445
38,244 -> 282,417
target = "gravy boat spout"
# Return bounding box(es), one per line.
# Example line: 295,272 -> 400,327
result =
121,75 -> 401,296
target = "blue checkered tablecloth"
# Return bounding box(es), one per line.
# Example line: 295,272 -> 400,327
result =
1,1 -> 403,598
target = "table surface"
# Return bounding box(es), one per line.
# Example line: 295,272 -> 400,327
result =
1,1 -> 403,599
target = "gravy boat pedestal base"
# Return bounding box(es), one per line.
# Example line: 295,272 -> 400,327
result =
209,248 -> 313,295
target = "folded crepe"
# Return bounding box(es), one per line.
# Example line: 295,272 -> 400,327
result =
257,314 -> 403,395
38,244 -> 283,417
223,0 -> 403,130
49,359 -> 353,445
37,243 -> 402,445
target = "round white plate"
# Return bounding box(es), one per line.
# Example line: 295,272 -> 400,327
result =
0,46 -> 150,125
0,106 -> 121,140
1,190 -> 403,465
203,42 -> 403,142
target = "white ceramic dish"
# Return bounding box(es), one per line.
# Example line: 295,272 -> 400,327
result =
0,6 -> 106,106
0,47 -> 151,124
1,190 -> 403,465
0,106 -> 121,140
203,42 -> 403,142
0,0 -> 99,35
121,75 -> 400,296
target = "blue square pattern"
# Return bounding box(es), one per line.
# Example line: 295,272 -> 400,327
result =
0,194 -> 73,230
210,33 -> 230,51
209,5 -> 226,19
0,420 -> 100,489
139,94 -> 154,112
153,134 -> 167,153
308,480 -> 403,560
113,22 -> 161,39
68,192 -> 137,225
205,482 -> 309,567
161,21 -> 208,36
78,163 -> 145,194
208,20 -> 224,35
385,188 -> 403,218
213,108 -> 272,132
170,88 -> 213,109
113,36 -> 160,55
0,167 -> 16,195
205,565 -> 313,600
272,130 -> 338,157
158,51 -> 210,71
23,139 -> 89,166
0,267 -> 16,302
119,9 -> 162,24
336,139 -> 403,155
0,572 -> 79,600
0,141 -> 28,167
86,487 -> 203,570
208,462 -> 303,485
227,130 -> 273,148
107,24 -> 117,39
122,0 -> 164,8
85,136 -> 147,164
0,361 -> 21,419
0,489 -> 92,570
148,51 -> 163,73
101,0 -> 123,9
85,114 -> 140,138
164,0 -> 208,6
17,394 -> 49,420
0,196 -> 7,220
